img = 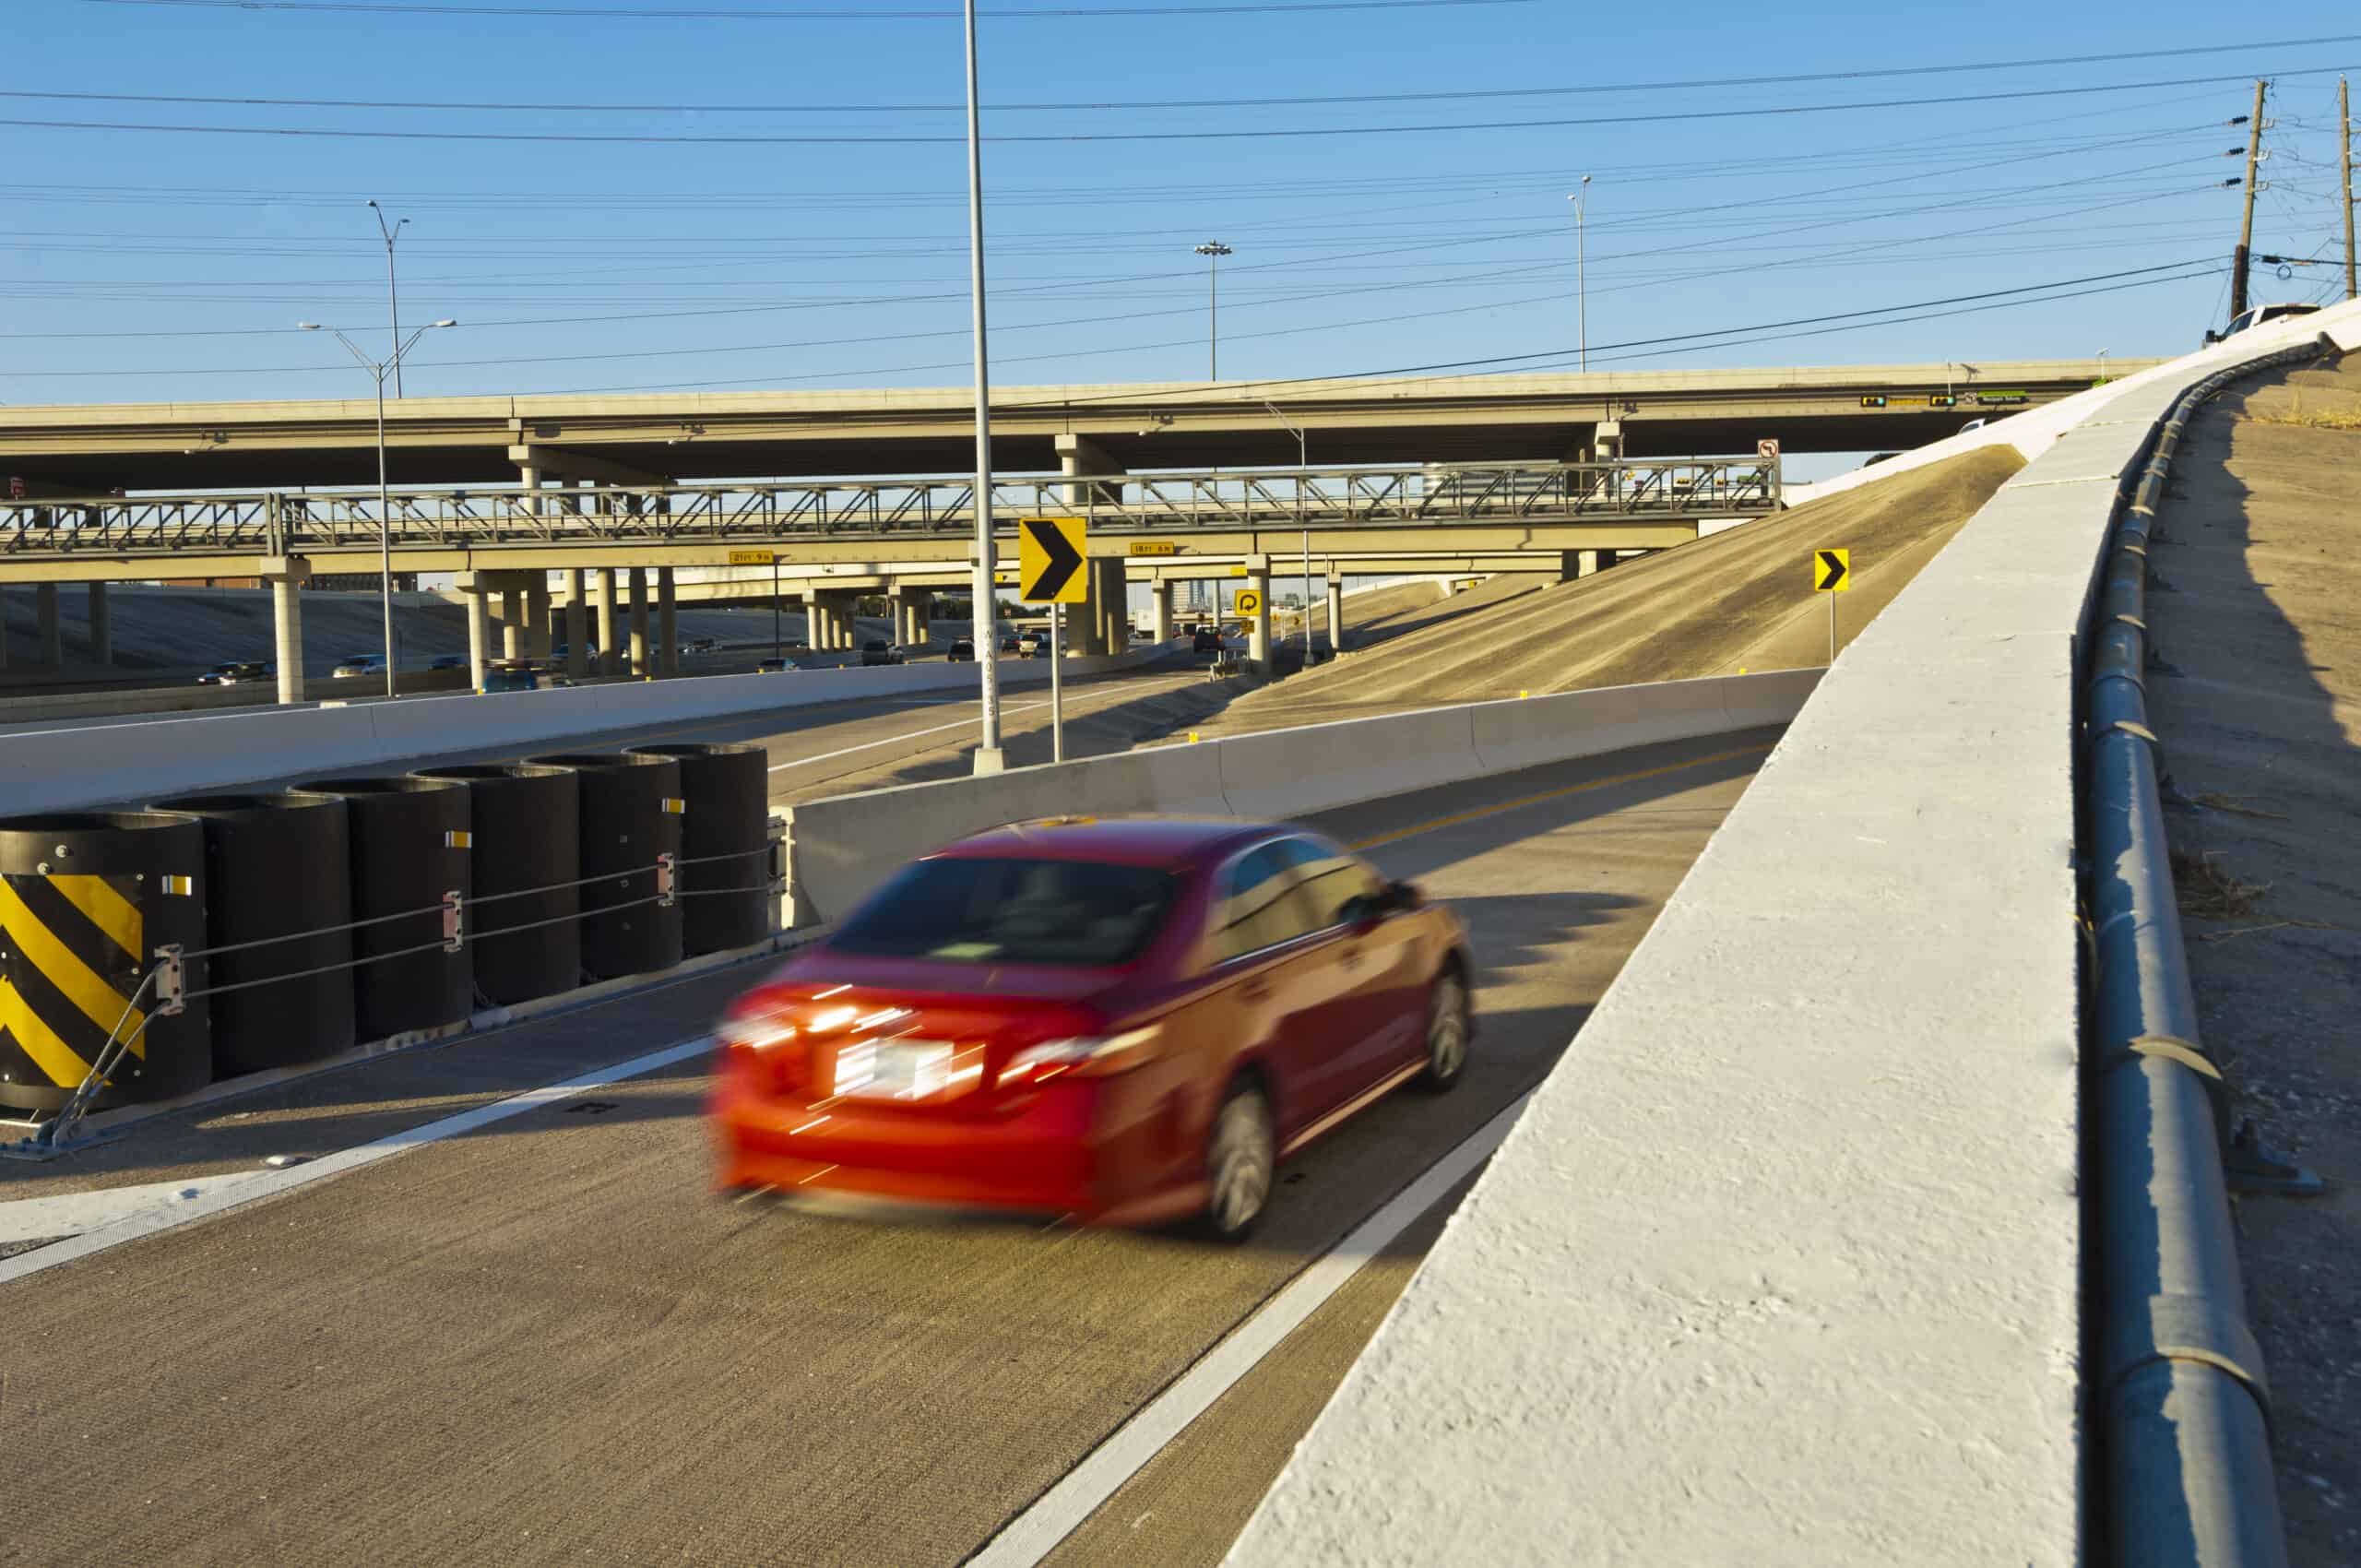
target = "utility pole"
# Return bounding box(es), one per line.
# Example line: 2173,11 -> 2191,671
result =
2230,79 -> 2269,321
2342,76 -> 2355,302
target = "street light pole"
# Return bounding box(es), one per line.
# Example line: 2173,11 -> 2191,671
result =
1264,400 -> 1310,644
367,200 -> 409,399
962,0 -> 1003,774
1194,241 -> 1232,380
1568,176 -> 1591,373
303,318 -> 457,699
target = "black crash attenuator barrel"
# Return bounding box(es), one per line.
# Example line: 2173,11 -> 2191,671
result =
146,790 -> 355,1078
528,752 -> 683,980
623,742 -> 770,956
293,776 -> 474,1039
410,763 -> 579,1005
0,810 -> 211,1112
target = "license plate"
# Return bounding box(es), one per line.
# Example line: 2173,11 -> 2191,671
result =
833,1039 -> 955,1100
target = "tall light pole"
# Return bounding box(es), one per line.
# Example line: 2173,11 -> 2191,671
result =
302,318 -> 457,699
1264,400 -> 1311,642
1194,241 -> 1232,380
366,200 -> 409,398
1567,176 -> 1591,373
2096,347 -> 2111,383
962,0 -> 1003,774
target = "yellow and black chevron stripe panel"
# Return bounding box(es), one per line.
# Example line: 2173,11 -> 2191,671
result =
0,872 -> 150,1095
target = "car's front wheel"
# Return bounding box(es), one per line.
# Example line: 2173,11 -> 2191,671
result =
1201,1079 -> 1275,1242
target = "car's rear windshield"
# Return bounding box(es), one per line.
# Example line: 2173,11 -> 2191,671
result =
831,856 -> 1177,968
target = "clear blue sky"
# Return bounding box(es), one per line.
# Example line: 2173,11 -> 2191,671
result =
3,1 -> 2355,420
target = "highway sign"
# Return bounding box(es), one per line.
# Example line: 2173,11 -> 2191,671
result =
1859,395 -> 1887,409
727,549 -> 776,566
1128,540 -> 1178,557
1018,516 -> 1088,604
1756,438 -> 1780,460
1234,588 -> 1264,617
1814,549 -> 1850,592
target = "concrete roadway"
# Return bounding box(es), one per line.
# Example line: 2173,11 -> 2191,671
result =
0,726 -> 1776,1568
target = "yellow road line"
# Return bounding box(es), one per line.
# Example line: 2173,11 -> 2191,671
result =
0,977 -> 93,1087
47,874 -> 142,963
0,880 -> 148,1050
1345,742 -> 1776,852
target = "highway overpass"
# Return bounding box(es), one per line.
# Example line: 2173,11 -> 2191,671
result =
0,360 -> 2142,494
0,312 -> 2345,1568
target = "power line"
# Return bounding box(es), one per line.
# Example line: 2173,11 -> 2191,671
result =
2,64 -> 2355,144
88,0 -> 1533,16
14,35 -> 2360,113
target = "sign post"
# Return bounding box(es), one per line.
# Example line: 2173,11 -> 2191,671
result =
1018,515 -> 1088,765
1813,548 -> 1850,663
730,549 -> 780,659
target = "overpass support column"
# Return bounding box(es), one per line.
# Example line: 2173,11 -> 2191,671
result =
564,570 -> 588,680
1151,581 -> 1174,644
1246,557 -> 1272,671
263,556 -> 309,706
0,588 -> 10,671
628,567 -> 649,675
34,584 -> 61,669
1326,575 -> 1344,652
460,573 -> 492,692
1559,549 -> 1602,582
87,583 -> 112,666
1594,420 -> 1624,462
527,578 -> 552,663
499,586 -> 523,662
596,568 -> 619,675
658,568 -> 678,676
910,590 -> 934,647
1054,433 -> 1125,513
801,587 -> 825,652
887,588 -> 912,649
1076,558 -> 1123,656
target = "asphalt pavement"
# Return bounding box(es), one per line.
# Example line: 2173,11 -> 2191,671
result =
0,726 -> 1777,1568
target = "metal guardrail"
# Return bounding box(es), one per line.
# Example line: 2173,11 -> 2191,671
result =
0,458 -> 1778,562
2080,332 -> 2336,1568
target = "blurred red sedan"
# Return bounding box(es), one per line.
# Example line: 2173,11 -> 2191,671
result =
712,817 -> 1472,1240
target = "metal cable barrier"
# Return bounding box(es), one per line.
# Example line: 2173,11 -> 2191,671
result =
2,837 -> 782,1161
2080,332 -> 2339,1568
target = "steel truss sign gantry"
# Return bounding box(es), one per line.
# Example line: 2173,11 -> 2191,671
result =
0,457 -> 1777,566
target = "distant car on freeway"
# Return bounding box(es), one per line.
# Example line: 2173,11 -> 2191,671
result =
196,660 -> 267,685
1861,452 -> 1901,469
712,817 -> 1472,1239
1016,629 -> 1057,659
478,664 -> 540,694
1000,634 -> 1023,654
860,638 -> 905,667
1192,629 -> 1225,657
429,655 -> 466,671
756,657 -> 796,673
946,638 -> 976,663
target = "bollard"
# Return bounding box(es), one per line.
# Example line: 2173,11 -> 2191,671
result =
623,742 -> 769,956
527,752 -> 684,980
409,763 -> 581,1004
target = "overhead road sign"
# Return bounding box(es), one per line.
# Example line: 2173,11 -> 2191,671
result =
727,549 -> 777,566
1018,516 -> 1088,605
1128,540 -> 1179,557
1815,550 -> 1850,592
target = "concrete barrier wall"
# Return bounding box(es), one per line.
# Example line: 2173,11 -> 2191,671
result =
1227,300 -> 2361,1567
1,645 -> 1171,816
778,668 -> 1821,929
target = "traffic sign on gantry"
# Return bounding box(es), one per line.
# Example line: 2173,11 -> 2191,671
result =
1018,517 -> 1088,604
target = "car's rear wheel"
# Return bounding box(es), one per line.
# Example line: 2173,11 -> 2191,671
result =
1417,970 -> 1470,1093
1201,1080 -> 1275,1242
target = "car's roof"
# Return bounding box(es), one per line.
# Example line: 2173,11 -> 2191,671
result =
936,814 -> 1291,868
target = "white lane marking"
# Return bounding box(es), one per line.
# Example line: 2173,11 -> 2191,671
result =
0,1170 -> 270,1244
768,702 -> 1048,772
968,1089 -> 1536,1568
0,1035 -> 715,1288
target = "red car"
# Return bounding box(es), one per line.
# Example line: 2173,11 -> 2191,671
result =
712,816 -> 1472,1240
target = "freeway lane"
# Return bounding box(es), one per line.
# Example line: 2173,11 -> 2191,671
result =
0,729 -> 1776,1568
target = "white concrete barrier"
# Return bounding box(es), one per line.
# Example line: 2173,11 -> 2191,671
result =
0,646 -> 1172,816
777,668 -> 1821,929
1227,299 -> 2361,1568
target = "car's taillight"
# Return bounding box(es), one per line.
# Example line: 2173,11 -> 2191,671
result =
998,1025 -> 1162,1088
718,1003 -> 802,1089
